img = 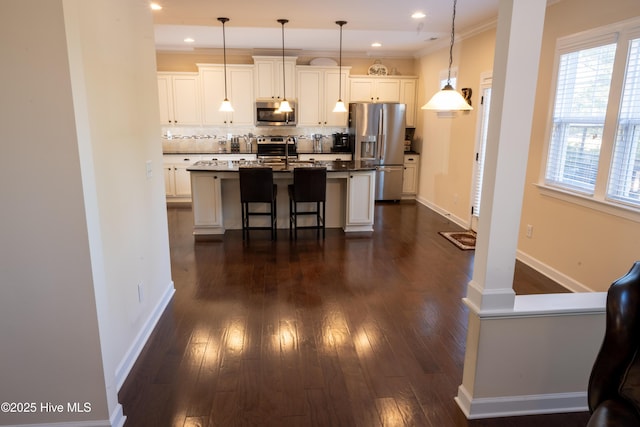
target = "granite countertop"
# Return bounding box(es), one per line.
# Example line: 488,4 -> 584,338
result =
163,150 -> 255,155
187,159 -> 376,173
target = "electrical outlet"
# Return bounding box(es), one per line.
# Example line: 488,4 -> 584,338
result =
526,224 -> 533,238
145,160 -> 153,179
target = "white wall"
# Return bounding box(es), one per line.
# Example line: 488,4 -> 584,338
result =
0,0 -> 173,425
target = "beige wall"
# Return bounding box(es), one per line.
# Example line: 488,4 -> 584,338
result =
415,0 -> 640,292
522,0 -> 640,291
415,29 -> 496,224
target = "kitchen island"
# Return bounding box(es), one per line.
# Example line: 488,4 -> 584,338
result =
187,160 -> 376,237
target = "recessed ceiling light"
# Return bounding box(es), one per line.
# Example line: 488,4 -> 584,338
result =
150,3 -> 162,10
411,11 -> 426,19
184,38 -> 195,43
371,42 -> 382,48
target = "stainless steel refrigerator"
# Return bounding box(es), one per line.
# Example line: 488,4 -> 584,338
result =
349,102 -> 406,200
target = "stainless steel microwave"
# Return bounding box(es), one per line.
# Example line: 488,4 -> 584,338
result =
255,100 -> 297,126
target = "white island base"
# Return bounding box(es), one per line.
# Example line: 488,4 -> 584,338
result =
189,170 -> 376,237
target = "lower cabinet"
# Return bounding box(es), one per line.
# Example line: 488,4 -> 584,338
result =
164,154 -> 201,201
346,171 -> 375,230
402,154 -> 420,198
191,173 -> 223,230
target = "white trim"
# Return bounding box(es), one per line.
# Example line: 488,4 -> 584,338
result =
456,385 -> 588,419
536,183 -> 640,223
115,282 -> 175,390
109,404 -> 126,427
415,196 -> 470,229
516,249 -> 593,293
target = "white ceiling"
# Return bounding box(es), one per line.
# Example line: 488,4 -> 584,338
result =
152,0 -> 500,57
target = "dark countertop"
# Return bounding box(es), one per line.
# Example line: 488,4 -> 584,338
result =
187,160 -> 376,173
164,151 -> 255,156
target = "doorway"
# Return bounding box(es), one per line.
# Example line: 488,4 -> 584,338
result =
470,74 -> 492,232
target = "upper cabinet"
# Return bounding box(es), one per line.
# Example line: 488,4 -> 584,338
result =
400,79 -> 417,127
349,77 -> 401,103
199,64 -> 254,126
157,72 -> 201,125
349,76 -> 418,127
253,56 -> 297,100
296,66 -> 350,127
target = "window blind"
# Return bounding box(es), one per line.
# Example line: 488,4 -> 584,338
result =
545,43 -> 616,193
472,87 -> 491,218
608,38 -> 640,207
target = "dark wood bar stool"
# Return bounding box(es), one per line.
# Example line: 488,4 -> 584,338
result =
288,167 -> 327,239
239,167 -> 277,240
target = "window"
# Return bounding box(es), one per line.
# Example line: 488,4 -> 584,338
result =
608,38 -> 640,206
546,43 -> 615,193
543,21 -> 640,212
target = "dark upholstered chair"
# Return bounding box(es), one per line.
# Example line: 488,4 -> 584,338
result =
588,261 -> 640,427
239,167 -> 277,240
288,167 -> 326,239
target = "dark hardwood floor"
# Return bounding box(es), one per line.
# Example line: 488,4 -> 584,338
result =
119,202 -> 591,426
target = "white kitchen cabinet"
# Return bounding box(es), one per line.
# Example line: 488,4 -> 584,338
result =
191,173 -> 224,231
345,170 -> 375,231
349,77 -> 401,103
157,73 -> 201,125
199,64 -> 254,126
164,154 -> 201,200
296,66 -> 350,127
402,154 -> 420,197
253,56 -> 297,100
401,79 -> 418,127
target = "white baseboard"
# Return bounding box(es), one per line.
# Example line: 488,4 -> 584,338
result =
110,404 -> 126,427
455,385 -> 588,419
516,250 -> 591,293
415,196 -> 470,229
115,281 -> 175,390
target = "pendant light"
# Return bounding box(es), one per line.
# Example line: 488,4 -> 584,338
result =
421,0 -> 472,111
333,20 -> 348,113
218,17 -> 234,112
276,19 -> 293,113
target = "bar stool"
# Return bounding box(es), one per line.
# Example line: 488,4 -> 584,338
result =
288,167 -> 327,239
239,167 -> 277,240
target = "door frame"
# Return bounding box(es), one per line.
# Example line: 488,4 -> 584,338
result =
470,72 -> 493,232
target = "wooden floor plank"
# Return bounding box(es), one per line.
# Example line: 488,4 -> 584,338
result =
119,203 -> 591,426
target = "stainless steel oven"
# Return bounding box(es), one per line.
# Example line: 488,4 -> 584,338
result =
255,100 -> 297,127
256,136 -> 297,162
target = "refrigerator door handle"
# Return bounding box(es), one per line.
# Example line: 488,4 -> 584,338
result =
378,111 -> 385,160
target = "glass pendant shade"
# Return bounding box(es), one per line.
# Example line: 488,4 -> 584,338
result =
278,99 -> 293,113
422,84 -> 472,111
333,100 -> 347,113
219,98 -> 234,112
422,0 -> 473,112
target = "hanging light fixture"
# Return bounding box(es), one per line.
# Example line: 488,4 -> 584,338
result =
217,17 -> 234,112
276,19 -> 293,113
333,20 -> 348,113
421,0 -> 472,112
